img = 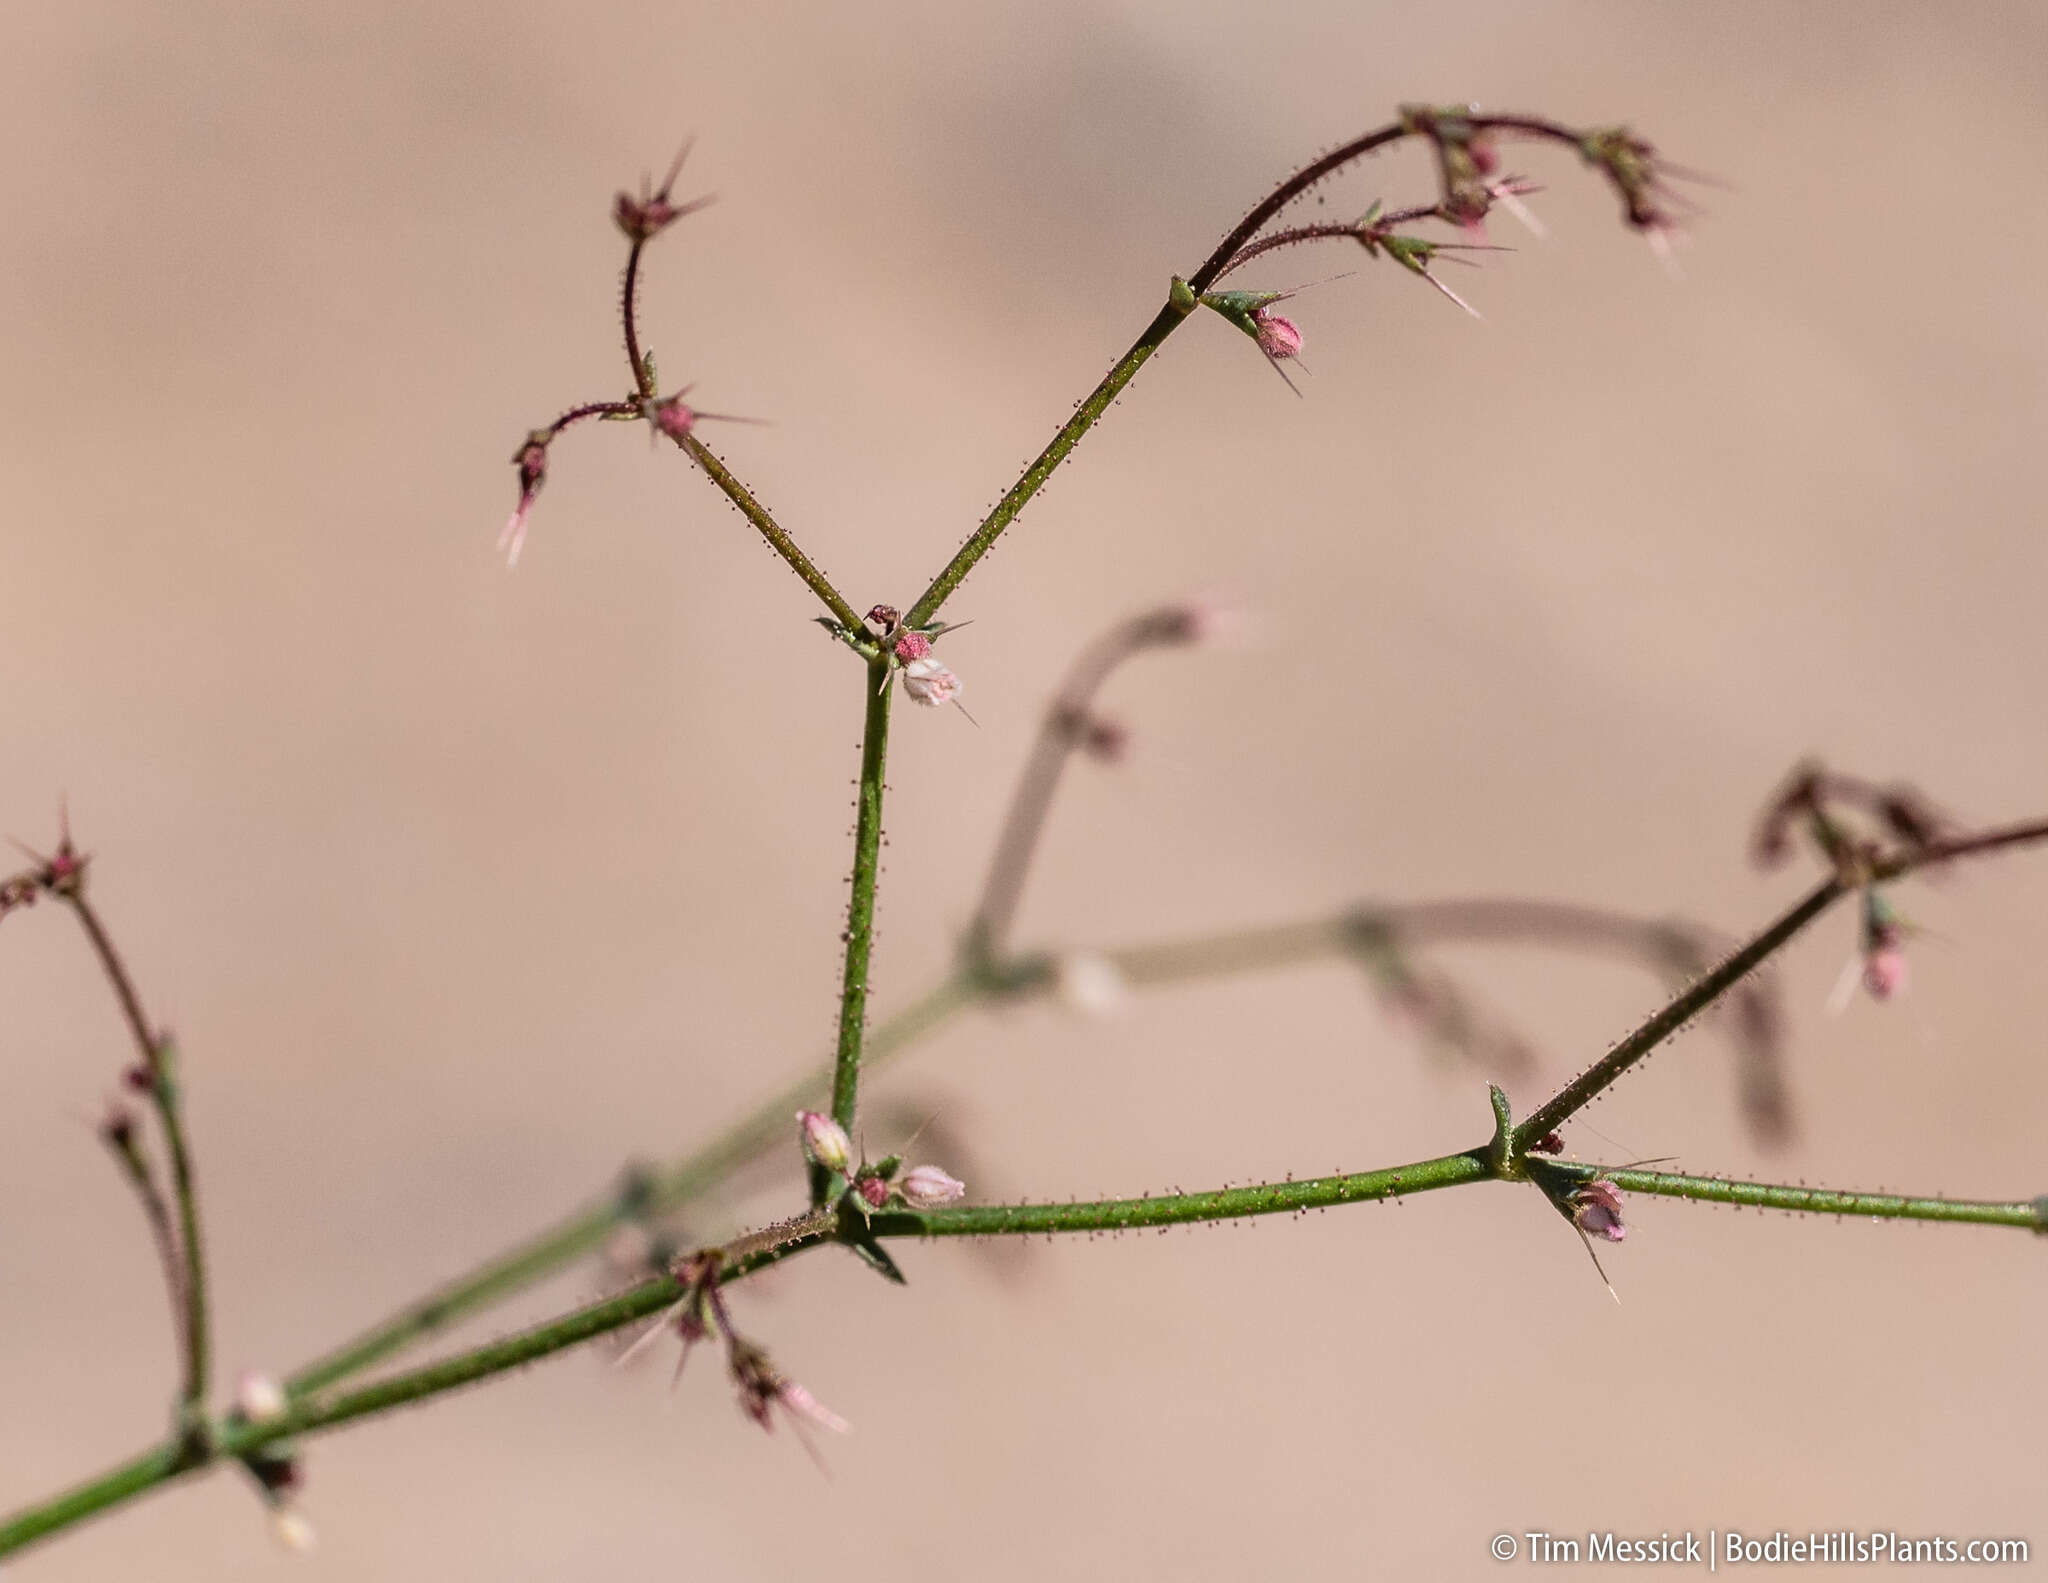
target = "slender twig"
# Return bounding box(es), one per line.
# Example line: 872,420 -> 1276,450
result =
1107,897 -> 1792,1141
817,658 -> 896,1201
0,1215 -> 831,1562
281,893 -> 1777,1395
1214,203 -> 1445,279
1513,816 -> 2048,1153
907,110 -> 1650,626
967,604 -> 1217,960
1537,1161 -> 2047,1231
881,1149 -> 1494,1237
252,812 -> 2048,1400
904,295 -> 1196,628
66,895 -> 210,1427
98,1115 -> 187,1366
623,234 -> 656,399
669,432 -> 862,631
1513,879 -> 1842,1152
11,1135 -> 2039,1559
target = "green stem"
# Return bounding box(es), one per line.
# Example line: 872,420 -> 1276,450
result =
273,812 -> 2048,1401
0,1446 -> 191,1560
1512,879 -> 1843,1152
877,1149 -> 1494,1236
904,119 -> 1450,627
1511,814 -> 2048,1154
7,1142 -> 2041,1558
819,660 -> 896,1200
1544,1161 -> 2047,1231
672,432 -> 862,630
904,294 -> 1194,629
275,890 -> 1775,1395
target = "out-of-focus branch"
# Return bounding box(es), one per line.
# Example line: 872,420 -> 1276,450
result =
965,600 -> 1230,964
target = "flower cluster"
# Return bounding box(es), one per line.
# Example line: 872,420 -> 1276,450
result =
797,1111 -> 967,1212
857,605 -> 969,712
619,1249 -> 850,1452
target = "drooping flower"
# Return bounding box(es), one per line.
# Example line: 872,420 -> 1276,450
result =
1569,1178 -> 1627,1243
729,1338 -> 851,1439
1251,307 -> 1302,361
496,434 -> 550,567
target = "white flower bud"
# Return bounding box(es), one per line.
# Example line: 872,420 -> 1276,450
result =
235,1371 -> 287,1425
797,1110 -> 852,1174
898,1164 -> 966,1207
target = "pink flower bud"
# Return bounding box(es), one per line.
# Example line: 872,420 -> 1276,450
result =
98,1093 -> 138,1149
1056,952 -> 1128,1017
235,1370 -> 288,1425
892,630 -> 932,663
1079,714 -> 1130,762
651,395 -> 697,442
1569,1179 -> 1627,1243
862,604 -> 900,639
797,1110 -> 852,1173
898,1164 -> 966,1207
1862,944 -> 1908,1001
900,655 -> 962,708
855,1173 -> 890,1210
1252,308 -> 1302,360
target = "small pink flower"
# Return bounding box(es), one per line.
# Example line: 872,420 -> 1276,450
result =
776,1380 -> 851,1437
497,435 -> 549,567
1569,1179 -> 1627,1243
729,1339 -> 850,1438
901,655 -> 962,708
1252,308 -> 1302,360
855,1173 -> 891,1210
892,630 -> 932,663
613,145 -> 713,243
898,1164 -> 966,1207
797,1110 -> 852,1174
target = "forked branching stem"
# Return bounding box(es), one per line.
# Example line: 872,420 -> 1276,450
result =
8,101 -> 2048,1564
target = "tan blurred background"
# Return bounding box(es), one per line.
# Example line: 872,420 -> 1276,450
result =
5,1 -> 2046,1576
